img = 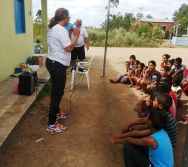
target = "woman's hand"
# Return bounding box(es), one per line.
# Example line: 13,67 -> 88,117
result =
73,27 -> 80,37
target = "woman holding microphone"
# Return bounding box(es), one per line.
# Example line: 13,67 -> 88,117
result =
46,8 -> 80,133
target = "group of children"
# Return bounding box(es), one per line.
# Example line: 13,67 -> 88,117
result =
109,54 -> 188,167
109,54 -> 188,106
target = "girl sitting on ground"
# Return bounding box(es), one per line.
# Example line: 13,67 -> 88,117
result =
146,66 -> 171,91
135,65 -> 148,90
140,60 -> 161,94
167,59 -> 174,69
160,66 -> 170,77
136,92 -> 153,118
128,60 -> 140,87
160,54 -> 171,68
132,63 -> 145,89
182,69 -> 188,96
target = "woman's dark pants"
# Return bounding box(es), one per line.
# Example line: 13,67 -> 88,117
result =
45,58 -> 67,125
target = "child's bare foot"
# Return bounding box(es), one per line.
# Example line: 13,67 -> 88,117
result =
136,86 -> 141,90
109,79 -> 117,84
129,83 -> 134,87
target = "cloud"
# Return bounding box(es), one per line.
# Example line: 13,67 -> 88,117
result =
32,0 -> 188,28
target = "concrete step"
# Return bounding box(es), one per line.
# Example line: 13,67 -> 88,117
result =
0,56 -> 50,155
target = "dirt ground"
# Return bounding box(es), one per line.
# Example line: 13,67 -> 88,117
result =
0,47 -> 188,167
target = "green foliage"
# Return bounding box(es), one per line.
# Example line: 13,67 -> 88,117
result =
133,22 -> 153,38
136,12 -> 144,19
110,0 -> 119,8
33,23 -> 42,42
87,27 -> 159,47
146,14 -> 153,18
173,4 -> 188,36
102,12 -> 135,31
153,26 -> 165,40
105,0 -> 119,10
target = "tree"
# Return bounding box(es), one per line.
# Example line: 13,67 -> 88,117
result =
105,0 -> 119,15
172,4 -> 188,36
146,14 -> 153,18
102,12 -> 134,31
110,0 -> 119,8
33,9 -> 42,42
123,13 -> 135,31
35,9 -> 42,23
136,13 -> 144,19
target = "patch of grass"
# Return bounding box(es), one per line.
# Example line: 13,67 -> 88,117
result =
37,82 -> 51,100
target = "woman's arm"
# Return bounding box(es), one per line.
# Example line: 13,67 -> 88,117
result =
64,27 -> 80,52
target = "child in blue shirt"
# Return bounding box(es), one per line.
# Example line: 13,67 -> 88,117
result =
121,92 -> 177,149
109,108 -> 174,167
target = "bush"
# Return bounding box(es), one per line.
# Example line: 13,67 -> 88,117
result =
86,27 -> 159,48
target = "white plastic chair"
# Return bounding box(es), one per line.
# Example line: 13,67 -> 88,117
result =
71,54 -> 94,90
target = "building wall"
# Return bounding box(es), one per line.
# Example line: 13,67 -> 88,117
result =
171,37 -> 188,46
0,0 -> 33,82
151,22 -> 173,31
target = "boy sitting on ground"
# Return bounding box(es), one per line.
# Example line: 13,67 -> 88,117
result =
109,61 -> 130,84
169,57 -> 186,80
122,93 -> 177,149
109,108 -> 174,167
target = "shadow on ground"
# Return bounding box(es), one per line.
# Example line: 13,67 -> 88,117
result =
0,54 -> 187,167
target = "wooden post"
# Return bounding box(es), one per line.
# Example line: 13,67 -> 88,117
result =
41,0 -> 48,53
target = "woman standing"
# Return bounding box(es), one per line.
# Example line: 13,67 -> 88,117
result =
46,8 -> 80,133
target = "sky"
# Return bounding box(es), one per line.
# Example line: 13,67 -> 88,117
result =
32,0 -> 188,28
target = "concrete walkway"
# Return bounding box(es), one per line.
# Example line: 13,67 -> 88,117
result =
0,55 -> 50,155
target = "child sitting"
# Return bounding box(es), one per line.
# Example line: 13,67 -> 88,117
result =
159,74 -> 177,108
136,93 -> 153,118
160,66 -> 170,77
169,57 -> 186,80
109,61 -> 130,84
171,76 -> 183,107
122,92 -> 177,149
156,82 -> 176,119
132,63 -> 145,88
135,65 -> 148,90
128,60 -> 140,87
182,69 -> 188,96
140,60 -> 161,93
167,59 -> 174,69
160,54 -> 171,68
110,108 -> 174,167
